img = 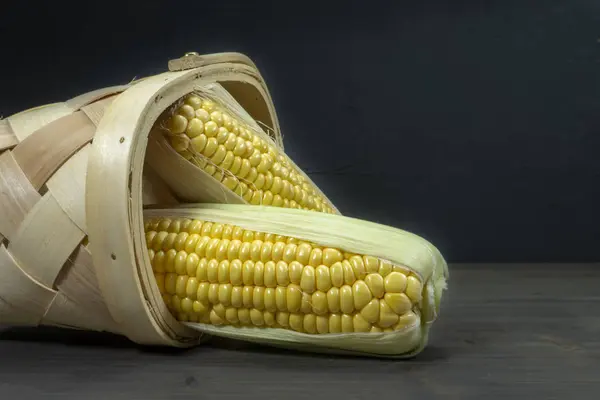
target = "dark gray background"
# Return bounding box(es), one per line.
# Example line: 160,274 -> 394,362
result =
1,2 -> 600,398
2,0 -> 599,262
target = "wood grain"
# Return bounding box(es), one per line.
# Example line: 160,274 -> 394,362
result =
141,163 -> 179,206
46,145 -> 90,232
0,297 -> 39,327
0,119 -> 17,151
7,103 -> 72,141
42,292 -> 116,333
11,111 -> 96,190
0,263 -> 598,399
80,96 -> 116,126
0,151 -> 41,240
54,245 -> 103,308
8,192 -> 85,288
0,245 -> 56,324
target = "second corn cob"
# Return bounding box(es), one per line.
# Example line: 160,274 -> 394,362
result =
155,93 -> 336,213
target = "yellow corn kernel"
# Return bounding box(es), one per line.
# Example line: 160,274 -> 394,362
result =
161,95 -> 336,214
146,217 -> 424,335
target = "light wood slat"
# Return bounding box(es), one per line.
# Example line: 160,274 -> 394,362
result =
167,52 -> 257,72
43,292 -> 118,333
7,103 -> 73,141
54,244 -> 113,324
8,192 -> 85,288
0,245 -> 57,324
11,111 -> 95,190
0,296 -> 40,326
65,84 -> 129,111
81,95 -> 116,126
142,163 -> 179,205
46,145 -> 90,232
0,119 -> 18,151
0,151 -> 42,240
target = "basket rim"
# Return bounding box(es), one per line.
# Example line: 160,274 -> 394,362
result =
86,52 -> 283,347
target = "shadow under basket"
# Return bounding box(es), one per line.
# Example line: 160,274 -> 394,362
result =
0,52 -> 449,357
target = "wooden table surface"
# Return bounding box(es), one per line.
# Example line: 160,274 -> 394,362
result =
1,263 -> 598,399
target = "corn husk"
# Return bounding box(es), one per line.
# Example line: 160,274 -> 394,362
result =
144,204 -> 449,357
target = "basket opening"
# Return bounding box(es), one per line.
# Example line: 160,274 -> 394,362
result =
135,84 -> 277,343
134,77 -> 286,344
137,82 -> 343,343
141,81 -> 285,208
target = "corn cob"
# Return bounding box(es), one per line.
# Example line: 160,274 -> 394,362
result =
158,94 -> 335,213
143,205 -> 448,357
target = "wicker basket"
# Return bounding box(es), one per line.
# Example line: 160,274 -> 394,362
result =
0,52 -> 286,347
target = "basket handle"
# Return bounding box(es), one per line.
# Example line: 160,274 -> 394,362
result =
168,52 -> 257,72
